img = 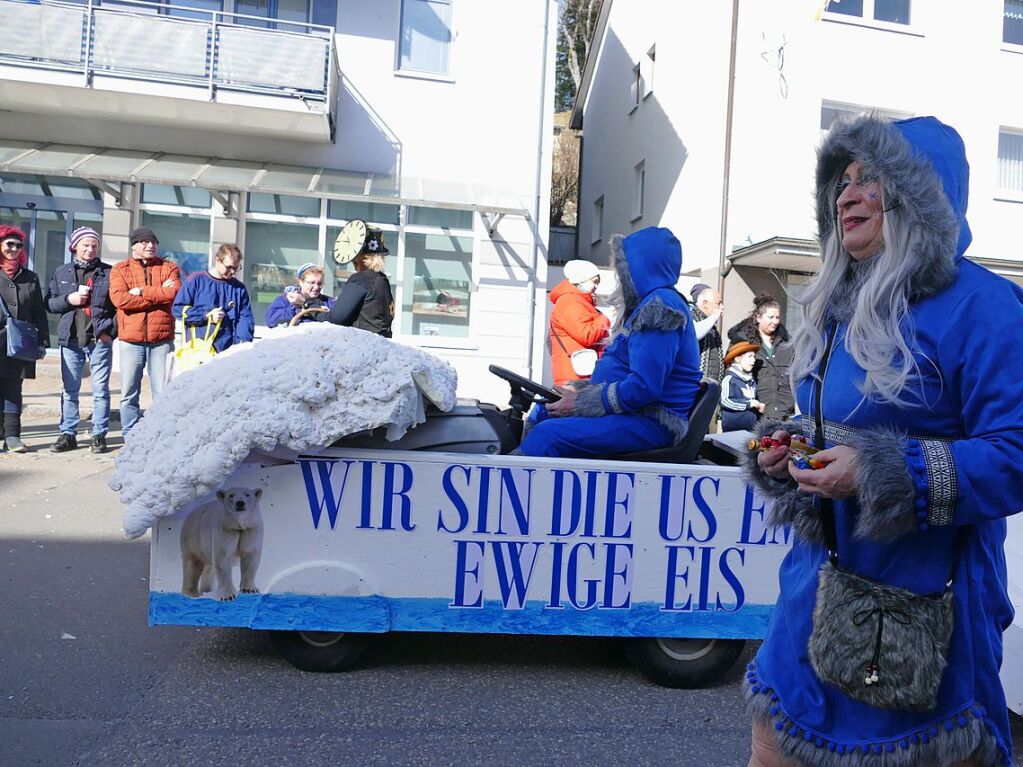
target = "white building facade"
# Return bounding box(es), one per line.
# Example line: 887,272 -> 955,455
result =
573,0 -> 1023,328
0,0 -> 557,403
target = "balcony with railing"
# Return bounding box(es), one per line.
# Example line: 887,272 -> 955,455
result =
0,0 -> 340,142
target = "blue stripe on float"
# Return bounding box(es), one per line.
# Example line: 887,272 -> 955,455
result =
150,593 -> 774,638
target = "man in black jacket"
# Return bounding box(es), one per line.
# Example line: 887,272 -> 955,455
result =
46,227 -> 117,453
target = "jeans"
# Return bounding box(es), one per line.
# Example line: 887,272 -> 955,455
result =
120,340 -> 172,436
518,411 -> 674,458
0,376 -> 22,415
60,339 -> 113,436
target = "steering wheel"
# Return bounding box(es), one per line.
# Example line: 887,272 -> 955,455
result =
488,365 -> 561,404
288,306 -> 331,326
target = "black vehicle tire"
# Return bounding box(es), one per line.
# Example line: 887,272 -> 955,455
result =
623,637 -> 745,689
268,630 -> 373,673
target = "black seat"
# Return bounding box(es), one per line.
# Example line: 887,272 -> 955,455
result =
609,379 -> 721,464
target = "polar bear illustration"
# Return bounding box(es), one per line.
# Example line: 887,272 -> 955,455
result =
180,487 -> 264,601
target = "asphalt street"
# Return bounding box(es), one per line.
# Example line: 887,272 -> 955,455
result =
2,417 -> 1021,767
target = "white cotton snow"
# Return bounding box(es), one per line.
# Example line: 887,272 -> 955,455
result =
111,323 -> 457,539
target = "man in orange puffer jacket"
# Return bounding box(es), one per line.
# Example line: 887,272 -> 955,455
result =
548,259 -> 611,387
109,227 -> 181,436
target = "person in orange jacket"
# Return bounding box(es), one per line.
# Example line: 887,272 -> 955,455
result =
108,226 -> 181,436
548,259 -> 610,387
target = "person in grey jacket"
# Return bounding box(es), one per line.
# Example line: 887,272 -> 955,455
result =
46,226 -> 117,453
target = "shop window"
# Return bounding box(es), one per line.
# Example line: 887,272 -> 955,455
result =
1006,1 -> 1023,45
398,0 -> 452,75
244,220 -> 320,322
247,192 -> 320,217
401,232 -> 471,338
998,130 -> 1023,193
142,184 -> 212,208
139,211 -> 212,278
327,200 -> 400,225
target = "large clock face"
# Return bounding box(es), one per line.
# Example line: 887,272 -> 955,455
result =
333,219 -> 367,265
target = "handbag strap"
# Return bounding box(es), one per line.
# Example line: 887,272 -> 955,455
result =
814,322 -> 968,586
550,319 -> 572,356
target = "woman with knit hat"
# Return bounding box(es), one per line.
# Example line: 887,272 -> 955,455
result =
45,226 -> 117,454
0,225 -> 49,452
547,259 -> 610,387
264,262 -> 334,328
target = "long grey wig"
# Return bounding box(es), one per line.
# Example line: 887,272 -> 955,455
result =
790,115 -> 960,407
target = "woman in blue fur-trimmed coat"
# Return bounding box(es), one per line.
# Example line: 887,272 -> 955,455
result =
519,226 -> 702,458
744,115 -> 1022,766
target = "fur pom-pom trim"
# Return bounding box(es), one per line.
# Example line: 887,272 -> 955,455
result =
744,663 -> 1008,767
844,425 -> 918,542
630,297 -> 688,332
571,380 -> 606,417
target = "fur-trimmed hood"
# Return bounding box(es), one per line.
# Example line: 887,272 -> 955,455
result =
609,227 -> 687,333
816,115 -> 970,300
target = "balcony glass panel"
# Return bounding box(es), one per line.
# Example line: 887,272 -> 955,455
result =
91,13 -> 210,79
2,2 -> 85,65
217,26 -> 328,91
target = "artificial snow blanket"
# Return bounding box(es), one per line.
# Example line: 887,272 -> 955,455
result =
112,323 -> 457,539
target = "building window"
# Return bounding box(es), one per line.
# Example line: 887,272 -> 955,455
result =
825,0 -> 910,25
632,161 -> 645,221
591,195 -> 604,244
629,62 -> 642,112
1006,1 -> 1023,45
644,45 -> 655,99
398,0 -> 453,76
139,185 -> 213,277
820,101 -> 912,132
401,232 -> 472,338
998,130 -> 1023,193
233,0 -> 316,28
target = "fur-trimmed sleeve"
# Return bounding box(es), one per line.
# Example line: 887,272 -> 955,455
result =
843,425 -> 918,542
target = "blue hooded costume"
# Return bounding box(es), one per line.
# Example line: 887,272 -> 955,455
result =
519,226 -> 702,458
744,116 -> 1023,765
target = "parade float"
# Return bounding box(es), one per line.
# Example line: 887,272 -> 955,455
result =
110,322 -> 1022,706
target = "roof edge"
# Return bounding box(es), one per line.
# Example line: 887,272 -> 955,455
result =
569,0 -> 614,130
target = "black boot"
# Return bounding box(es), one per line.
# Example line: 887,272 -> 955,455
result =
4,413 -> 26,453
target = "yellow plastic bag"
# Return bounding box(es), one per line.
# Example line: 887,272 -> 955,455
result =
172,307 -> 222,377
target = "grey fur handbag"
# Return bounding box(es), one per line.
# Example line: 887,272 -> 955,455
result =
806,324 -> 959,711
808,549 -> 955,711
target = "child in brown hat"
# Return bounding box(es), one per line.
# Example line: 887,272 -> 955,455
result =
720,340 -> 764,431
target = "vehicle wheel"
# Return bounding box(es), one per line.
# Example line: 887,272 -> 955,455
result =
623,637 -> 745,688
268,630 -> 373,673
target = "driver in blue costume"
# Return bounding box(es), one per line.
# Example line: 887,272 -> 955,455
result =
518,226 -> 702,458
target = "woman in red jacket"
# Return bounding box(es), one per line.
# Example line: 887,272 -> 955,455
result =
548,259 -> 610,387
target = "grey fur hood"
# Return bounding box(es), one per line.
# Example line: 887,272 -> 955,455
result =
816,115 -> 971,300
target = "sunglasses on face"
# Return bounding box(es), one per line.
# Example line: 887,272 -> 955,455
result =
218,260 -> 240,273
2,240 -> 24,249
